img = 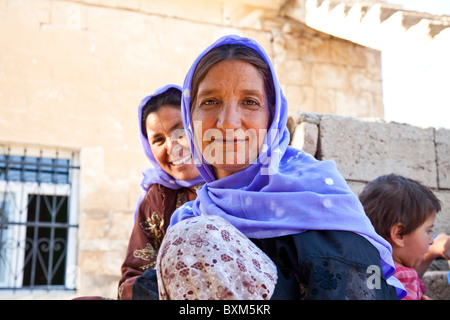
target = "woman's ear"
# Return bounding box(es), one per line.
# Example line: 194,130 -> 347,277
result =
390,222 -> 406,247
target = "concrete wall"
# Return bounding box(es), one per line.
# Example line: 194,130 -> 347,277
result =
290,111 -> 450,299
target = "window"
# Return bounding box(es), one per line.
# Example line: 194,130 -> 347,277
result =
0,146 -> 79,292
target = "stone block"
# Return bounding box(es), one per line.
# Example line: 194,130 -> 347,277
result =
283,84 -> 315,114
312,63 -> 349,90
275,59 -> 310,86
319,115 -> 438,188
434,190 -> 450,235
349,68 -> 383,96
77,272 -> 119,298
279,34 -> 310,60
335,90 -> 374,118
315,88 -> 337,114
423,271 -> 450,300
329,39 -> 367,68
291,122 -> 319,156
291,110 -> 321,125
222,2 -> 277,30
307,36 -> 332,63
436,128 -> 450,189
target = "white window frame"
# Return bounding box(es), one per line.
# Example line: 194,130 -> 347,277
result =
0,149 -> 79,292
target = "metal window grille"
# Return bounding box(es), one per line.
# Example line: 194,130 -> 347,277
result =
0,145 -> 79,292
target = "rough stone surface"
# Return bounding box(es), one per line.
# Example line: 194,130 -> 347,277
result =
291,111 -> 450,300
423,271 -> 450,300
436,128 -> 450,189
291,121 -> 319,156
299,112 -> 450,237
434,190 -> 450,236
318,114 -> 438,188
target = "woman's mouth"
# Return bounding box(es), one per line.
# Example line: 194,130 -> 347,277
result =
213,137 -> 247,144
171,154 -> 192,166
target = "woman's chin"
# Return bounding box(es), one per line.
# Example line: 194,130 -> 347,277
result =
212,163 -> 251,179
169,164 -> 200,181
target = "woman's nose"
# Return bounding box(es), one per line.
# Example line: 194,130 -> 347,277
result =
217,103 -> 241,129
168,135 -> 189,159
173,129 -> 190,149
165,138 -> 175,155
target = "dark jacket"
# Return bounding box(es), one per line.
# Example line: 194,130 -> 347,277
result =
253,230 -> 398,300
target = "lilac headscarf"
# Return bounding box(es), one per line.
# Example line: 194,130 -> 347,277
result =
134,84 -> 204,216
170,35 -> 406,299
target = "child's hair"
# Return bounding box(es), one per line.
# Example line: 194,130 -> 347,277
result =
141,87 -> 182,138
359,173 -> 441,240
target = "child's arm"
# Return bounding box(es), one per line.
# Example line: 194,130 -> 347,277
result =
416,233 -> 450,278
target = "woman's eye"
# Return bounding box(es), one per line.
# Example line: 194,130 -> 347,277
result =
199,99 -> 219,109
243,99 -> 261,108
244,100 -> 258,105
203,99 -> 217,105
152,137 -> 164,145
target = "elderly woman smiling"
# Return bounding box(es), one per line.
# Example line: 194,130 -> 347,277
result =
118,85 -> 203,300
156,35 -> 407,300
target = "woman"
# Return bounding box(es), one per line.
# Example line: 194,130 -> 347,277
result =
157,35 -> 407,300
118,85 -> 203,300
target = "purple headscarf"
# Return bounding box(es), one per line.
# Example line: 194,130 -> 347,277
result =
134,84 -> 204,216
170,35 -> 406,299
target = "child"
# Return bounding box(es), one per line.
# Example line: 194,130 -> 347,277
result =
359,173 -> 450,300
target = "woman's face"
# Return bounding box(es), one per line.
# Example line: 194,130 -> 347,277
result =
191,59 -> 270,179
146,105 -> 199,181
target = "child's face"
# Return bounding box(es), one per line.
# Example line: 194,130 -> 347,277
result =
400,213 -> 436,268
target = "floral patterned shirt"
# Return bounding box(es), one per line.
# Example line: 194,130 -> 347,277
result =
118,184 -> 199,299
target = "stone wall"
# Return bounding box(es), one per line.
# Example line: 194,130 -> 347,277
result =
0,0 -> 385,298
290,111 -> 450,299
